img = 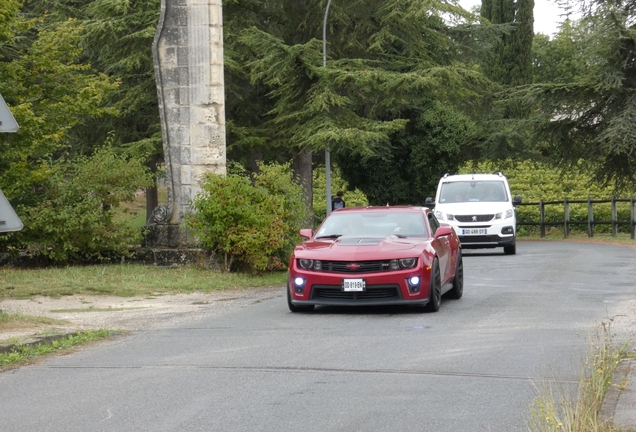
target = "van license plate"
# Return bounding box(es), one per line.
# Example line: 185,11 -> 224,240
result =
342,279 -> 365,292
462,228 -> 487,235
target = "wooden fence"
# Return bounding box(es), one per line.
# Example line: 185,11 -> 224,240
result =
516,197 -> 636,239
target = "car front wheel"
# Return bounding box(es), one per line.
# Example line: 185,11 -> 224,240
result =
447,250 -> 463,300
424,258 -> 441,312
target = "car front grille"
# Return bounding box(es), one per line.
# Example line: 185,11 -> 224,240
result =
318,260 -> 393,273
455,214 -> 494,223
311,284 -> 401,301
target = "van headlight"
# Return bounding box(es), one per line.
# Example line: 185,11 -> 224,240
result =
505,209 -> 513,219
435,211 -> 454,221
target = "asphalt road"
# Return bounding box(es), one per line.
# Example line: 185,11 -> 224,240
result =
1,241 -> 635,432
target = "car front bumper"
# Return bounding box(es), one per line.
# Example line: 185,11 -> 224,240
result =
288,266 -> 431,307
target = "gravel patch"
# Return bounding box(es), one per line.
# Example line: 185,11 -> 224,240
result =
0,287 -> 284,343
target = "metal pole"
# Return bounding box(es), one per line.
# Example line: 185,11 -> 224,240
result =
324,0 -> 333,216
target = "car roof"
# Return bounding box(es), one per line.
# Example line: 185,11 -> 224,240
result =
331,206 -> 431,213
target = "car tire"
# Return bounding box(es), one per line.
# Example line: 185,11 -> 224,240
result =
287,280 -> 314,313
424,258 -> 441,312
447,250 -> 463,300
503,243 -> 516,255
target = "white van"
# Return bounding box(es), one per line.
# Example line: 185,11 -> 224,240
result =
425,172 -> 522,254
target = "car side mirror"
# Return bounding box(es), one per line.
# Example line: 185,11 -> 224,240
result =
299,229 -> 313,239
425,197 -> 434,205
434,226 -> 453,238
513,195 -> 522,205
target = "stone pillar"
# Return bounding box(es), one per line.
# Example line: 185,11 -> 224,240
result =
150,0 -> 226,247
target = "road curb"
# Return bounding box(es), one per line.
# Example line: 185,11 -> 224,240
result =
0,332 -> 80,355
600,357 -> 636,430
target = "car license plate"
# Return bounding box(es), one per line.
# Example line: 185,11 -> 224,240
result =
342,278 -> 365,292
462,228 -> 487,235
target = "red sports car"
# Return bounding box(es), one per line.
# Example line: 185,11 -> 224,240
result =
287,206 -> 463,312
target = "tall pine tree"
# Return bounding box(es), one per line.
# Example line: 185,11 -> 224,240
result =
481,0 -> 534,86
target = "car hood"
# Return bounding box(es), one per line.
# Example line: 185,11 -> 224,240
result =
295,236 -> 428,260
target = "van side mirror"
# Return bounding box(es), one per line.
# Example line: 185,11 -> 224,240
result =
513,195 -> 522,205
425,197 -> 434,205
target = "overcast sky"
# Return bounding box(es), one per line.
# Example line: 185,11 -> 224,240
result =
457,0 -> 576,37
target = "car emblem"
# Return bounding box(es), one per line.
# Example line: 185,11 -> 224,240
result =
472,216 -> 477,222
347,263 -> 361,270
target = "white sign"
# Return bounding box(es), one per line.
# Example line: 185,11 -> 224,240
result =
0,93 -> 19,132
0,189 -> 23,232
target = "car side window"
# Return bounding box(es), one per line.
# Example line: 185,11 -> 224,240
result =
427,213 -> 440,235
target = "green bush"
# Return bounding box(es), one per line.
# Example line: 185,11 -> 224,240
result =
3,146 -> 153,262
186,162 -> 308,272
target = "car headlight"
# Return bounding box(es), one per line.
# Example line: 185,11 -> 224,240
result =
298,259 -> 322,270
505,209 -> 513,219
398,258 -> 418,269
494,212 -> 502,220
298,259 -> 313,269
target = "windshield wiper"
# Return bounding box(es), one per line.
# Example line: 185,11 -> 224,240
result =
315,234 -> 343,239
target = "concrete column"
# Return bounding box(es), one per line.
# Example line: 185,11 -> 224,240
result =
151,0 -> 226,246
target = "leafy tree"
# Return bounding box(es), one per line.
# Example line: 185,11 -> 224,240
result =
504,0 -> 636,191
532,20 -> 586,84
7,146 -> 152,262
337,102 -> 476,206
0,0 -> 20,43
230,0 -> 492,211
481,0 -> 534,87
0,15 -> 118,206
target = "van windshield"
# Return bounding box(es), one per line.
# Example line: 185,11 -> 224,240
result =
439,181 -> 508,203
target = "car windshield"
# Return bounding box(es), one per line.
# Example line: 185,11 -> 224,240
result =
439,181 -> 508,203
315,212 -> 428,238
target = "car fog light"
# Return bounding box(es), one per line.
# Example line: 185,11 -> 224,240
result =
502,226 -> 514,235
294,277 -> 305,286
407,276 -> 421,293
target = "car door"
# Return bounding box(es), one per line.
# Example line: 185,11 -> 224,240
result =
427,212 -> 451,284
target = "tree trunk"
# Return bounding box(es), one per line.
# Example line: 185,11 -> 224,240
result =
145,158 -> 159,225
292,148 -> 313,226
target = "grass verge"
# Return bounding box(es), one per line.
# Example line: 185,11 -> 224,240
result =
0,264 -> 287,299
527,322 -> 631,432
0,330 -> 114,370
0,310 -> 68,333
520,232 -> 636,247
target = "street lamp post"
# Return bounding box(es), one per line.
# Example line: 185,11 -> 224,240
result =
323,0 -> 333,216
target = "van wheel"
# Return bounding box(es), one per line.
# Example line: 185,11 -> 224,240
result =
504,244 -> 516,255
